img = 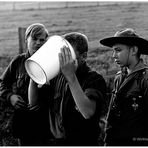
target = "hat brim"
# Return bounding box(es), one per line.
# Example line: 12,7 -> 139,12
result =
100,37 -> 148,55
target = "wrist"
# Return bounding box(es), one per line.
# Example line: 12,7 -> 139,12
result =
68,74 -> 77,85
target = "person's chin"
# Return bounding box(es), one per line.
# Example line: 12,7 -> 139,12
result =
30,51 -> 36,56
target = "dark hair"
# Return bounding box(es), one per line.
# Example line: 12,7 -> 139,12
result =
63,32 -> 88,54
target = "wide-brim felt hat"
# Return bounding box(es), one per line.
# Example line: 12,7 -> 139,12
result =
100,28 -> 148,55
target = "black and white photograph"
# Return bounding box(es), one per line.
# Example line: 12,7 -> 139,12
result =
0,0 -> 148,146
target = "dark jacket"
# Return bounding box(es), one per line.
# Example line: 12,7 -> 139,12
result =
0,52 -> 49,140
0,53 -> 30,103
38,62 -> 107,146
106,60 -> 148,146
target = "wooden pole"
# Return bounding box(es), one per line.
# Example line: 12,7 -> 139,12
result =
18,27 -> 27,54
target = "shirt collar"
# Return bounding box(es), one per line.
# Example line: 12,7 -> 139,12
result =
124,59 -> 148,77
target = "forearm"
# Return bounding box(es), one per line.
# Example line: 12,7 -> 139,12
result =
28,79 -> 39,106
68,74 -> 96,119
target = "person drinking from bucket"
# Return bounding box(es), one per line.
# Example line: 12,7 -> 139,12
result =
0,23 -> 49,146
28,32 -> 108,146
100,28 -> 148,146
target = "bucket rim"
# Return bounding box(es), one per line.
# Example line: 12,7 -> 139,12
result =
25,59 -> 47,85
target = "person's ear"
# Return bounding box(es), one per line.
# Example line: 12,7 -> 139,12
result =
131,46 -> 138,56
81,52 -> 87,59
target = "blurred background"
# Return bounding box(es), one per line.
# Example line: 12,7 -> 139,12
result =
0,1 -> 148,145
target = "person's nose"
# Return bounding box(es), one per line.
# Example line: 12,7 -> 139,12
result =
36,39 -> 40,45
36,39 -> 43,45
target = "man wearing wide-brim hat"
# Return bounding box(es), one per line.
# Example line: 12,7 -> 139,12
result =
100,28 -> 148,146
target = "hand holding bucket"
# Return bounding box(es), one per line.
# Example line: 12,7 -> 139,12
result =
25,35 -> 76,85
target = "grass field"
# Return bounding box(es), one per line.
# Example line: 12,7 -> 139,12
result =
1,1 -> 148,145
1,2 -> 148,74
1,2 -> 148,56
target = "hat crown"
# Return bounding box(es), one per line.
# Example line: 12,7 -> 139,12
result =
114,28 -> 139,38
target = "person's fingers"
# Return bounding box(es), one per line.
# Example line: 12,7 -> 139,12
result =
66,46 -> 72,61
17,100 -> 27,107
62,46 -> 72,62
29,105 -> 40,111
61,47 -> 66,63
59,52 -> 64,67
15,98 -> 27,109
66,47 -> 72,61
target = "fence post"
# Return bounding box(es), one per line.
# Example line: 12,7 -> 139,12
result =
65,2 -> 68,8
18,27 -> 27,54
12,2 -> 16,11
